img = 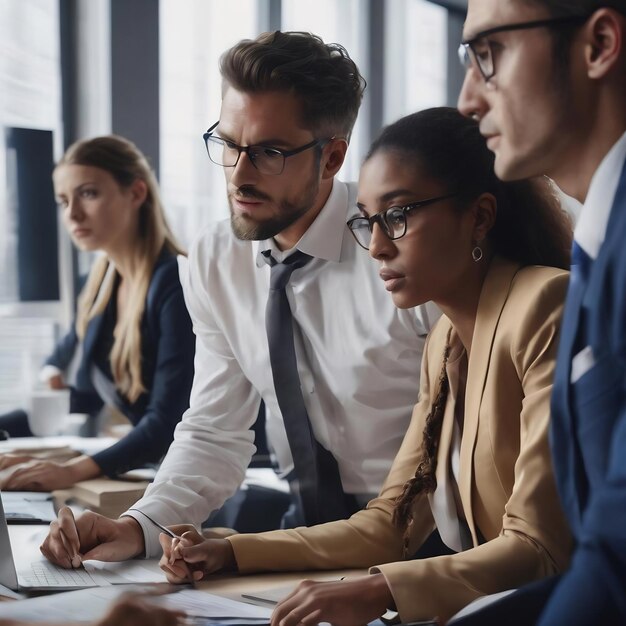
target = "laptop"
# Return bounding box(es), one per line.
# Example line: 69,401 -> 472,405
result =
0,495 -> 107,591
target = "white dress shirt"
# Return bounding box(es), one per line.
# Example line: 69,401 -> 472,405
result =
569,132 -> 626,385
575,130 -> 626,260
127,180 -> 440,557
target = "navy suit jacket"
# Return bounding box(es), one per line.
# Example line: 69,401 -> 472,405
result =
46,251 -> 195,477
540,158 -> 626,624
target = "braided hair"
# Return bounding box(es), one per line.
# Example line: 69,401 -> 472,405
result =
392,327 -> 453,556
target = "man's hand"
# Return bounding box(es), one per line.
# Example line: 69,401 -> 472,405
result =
40,507 -> 145,568
159,525 -> 237,583
271,574 -> 394,626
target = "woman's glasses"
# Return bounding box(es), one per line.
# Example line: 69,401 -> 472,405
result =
347,193 -> 459,250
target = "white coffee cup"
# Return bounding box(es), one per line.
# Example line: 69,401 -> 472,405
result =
28,390 -> 70,437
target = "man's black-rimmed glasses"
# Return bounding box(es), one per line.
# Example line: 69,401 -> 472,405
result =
347,193 -> 459,250
458,15 -> 589,82
203,121 -> 330,176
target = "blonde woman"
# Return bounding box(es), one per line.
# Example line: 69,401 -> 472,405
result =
0,136 -> 194,491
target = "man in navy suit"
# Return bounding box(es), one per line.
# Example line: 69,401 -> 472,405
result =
458,1 -> 626,624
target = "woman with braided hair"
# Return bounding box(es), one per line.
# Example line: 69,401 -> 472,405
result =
156,107 -> 574,625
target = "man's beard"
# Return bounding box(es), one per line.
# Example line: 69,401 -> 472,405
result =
229,175 -> 320,241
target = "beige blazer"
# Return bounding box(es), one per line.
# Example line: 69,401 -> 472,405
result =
229,258 -> 572,623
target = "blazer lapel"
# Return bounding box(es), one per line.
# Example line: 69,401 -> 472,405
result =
81,262 -> 117,373
550,274 -> 586,531
459,258 -> 521,543
552,159 -> 626,529
81,310 -> 106,367
434,328 -> 459,493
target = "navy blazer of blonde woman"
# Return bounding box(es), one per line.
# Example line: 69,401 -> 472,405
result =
45,249 -> 195,477
226,257 -> 572,624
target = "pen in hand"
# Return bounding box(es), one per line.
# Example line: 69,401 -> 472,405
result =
57,525 -> 82,569
129,508 -> 201,578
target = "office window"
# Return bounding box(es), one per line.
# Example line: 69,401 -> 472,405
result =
282,0 -> 368,183
0,0 -> 61,304
0,0 -> 62,410
159,0 -> 452,244
384,0 -> 447,124
159,0 -> 259,248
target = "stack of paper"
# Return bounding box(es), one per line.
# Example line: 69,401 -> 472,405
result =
0,445 -> 79,462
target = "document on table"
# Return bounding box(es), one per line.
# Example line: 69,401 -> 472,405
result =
155,589 -> 273,620
241,578 -> 342,606
0,585 -> 140,621
83,559 -> 167,584
0,584 -> 273,622
1,492 -> 57,524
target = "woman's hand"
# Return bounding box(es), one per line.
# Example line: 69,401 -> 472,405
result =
271,574 -> 394,626
1,455 -> 101,491
159,526 -> 237,583
47,373 -> 67,390
0,453 -> 35,471
1,460 -> 80,491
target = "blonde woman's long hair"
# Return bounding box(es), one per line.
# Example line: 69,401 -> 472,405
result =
60,135 -> 185,403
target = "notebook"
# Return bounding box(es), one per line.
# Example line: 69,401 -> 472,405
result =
0,494 -> 107,591
52,478 -> 150,519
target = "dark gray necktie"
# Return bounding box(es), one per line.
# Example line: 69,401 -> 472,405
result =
263,249 -> 352,525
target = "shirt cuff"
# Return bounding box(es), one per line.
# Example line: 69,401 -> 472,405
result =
39,365 -> 62,384
120,510 -> 162,558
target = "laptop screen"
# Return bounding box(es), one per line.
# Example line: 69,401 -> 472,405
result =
0,495 -> 20,590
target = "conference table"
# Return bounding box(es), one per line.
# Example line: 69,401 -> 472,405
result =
1,522 -> 364,621
0,435 -> 366,622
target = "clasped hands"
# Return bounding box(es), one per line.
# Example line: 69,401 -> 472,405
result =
158,525 -> 236,582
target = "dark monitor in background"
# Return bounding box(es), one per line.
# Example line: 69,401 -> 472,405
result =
4,127 -> 59,302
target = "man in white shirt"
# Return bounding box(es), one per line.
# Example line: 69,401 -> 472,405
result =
457,1 -> 626,624
41,31 -> 438,564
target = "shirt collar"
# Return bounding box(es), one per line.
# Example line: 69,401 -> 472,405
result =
575,130 -> 626,260
255,180 -> 349,267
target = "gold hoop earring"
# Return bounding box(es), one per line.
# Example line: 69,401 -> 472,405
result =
472,246 -> 483,262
